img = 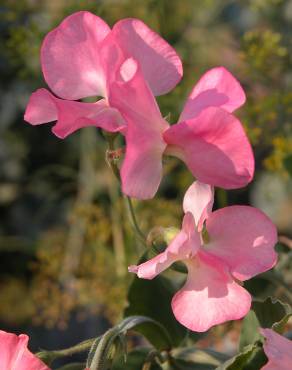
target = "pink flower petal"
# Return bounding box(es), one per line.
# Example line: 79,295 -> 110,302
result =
98,33 -> 127,87
205,206 -> 278,281
112,18 -> 183,96
120,58 -> 138,82
171,251 -> 251,332
128,231 -> 187,280
24,89 -> 57,125
0,330 -> 49,370
109,61 -> 169,199
183,181 -> 214,231
41,11 -> 111,100
182,212 -> 202,255
179,66 -> 246,122
261,329 -> 292,370
164,106 -> 254,189
129,213 -> 200,279
24,89 -> 125,138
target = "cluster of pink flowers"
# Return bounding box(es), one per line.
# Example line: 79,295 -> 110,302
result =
130,181 -> 277,332
24,11 -> 254,199
2,10 -> 285,370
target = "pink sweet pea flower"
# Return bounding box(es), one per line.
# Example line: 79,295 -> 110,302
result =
261,328 -> 292,370
129,181 -> 277,332
24,11 -> 182,139
110,64 -> 254,199
0,330 -> 50,370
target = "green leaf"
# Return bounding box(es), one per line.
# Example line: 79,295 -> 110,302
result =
260,271 -> 292,303
240,297 -> 292,350
239,310 -> 261,350
36,351 -> 56,366
56,364 -> 85,370
125,273 -> 203,349
112,348 -> 162,370
87,316 -> 171,370
172,347 -> 229,365
170,347 -> 228,370
117,315 -> 172,349
86,337 -> 103,369
216,343 -> 267,370
253,297 -> 291,329
117,315 -> 171,335
168,358 -> 216,370
284,154 -> 292,176
272,310 -> 292,333
240,347 -> 267,370
37,337 -> 96,366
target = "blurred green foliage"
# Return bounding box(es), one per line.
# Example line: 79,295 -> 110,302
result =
0,0 -> 291,356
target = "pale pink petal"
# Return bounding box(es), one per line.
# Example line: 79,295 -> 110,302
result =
164,107 -> 254,189
181,212 -> 202,256
98,33 -> 127,88
129,213 -> 200,279
41,11 -> 110,100
24,89 -> 57,125
205,206 -> 277,281
183,181 -> 214,231
171,251 -> 251,332
109,61 -> 169,199
121,138 -> 164,199
0,330 -> 26,369
112,18 -> 183,96
17,348 -> 49,370
261,329 -> 292,370
179,67 -> 246,122
0,331 -> 49,370
120,58 -> 138,82
24,89 -> 125,139
128,231 -> 187,280
52,98 -> 125,139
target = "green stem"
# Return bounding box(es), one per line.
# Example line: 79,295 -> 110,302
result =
216,188 -> 228,208
167,356 -> 183,370
37,338 -> 96,365
142,350 -> 163,370
89,328 -> 118,370
53,338 -> 96,356
106,135 -> 120,180
126,196 -> 146,245
104,132 -> 146,246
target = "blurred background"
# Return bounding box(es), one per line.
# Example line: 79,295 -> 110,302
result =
0,0 -> 292,367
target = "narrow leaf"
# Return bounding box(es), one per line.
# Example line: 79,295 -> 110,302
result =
87,316 -> 171,370
112,348 -> 162,370
216,343 -> 266,370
